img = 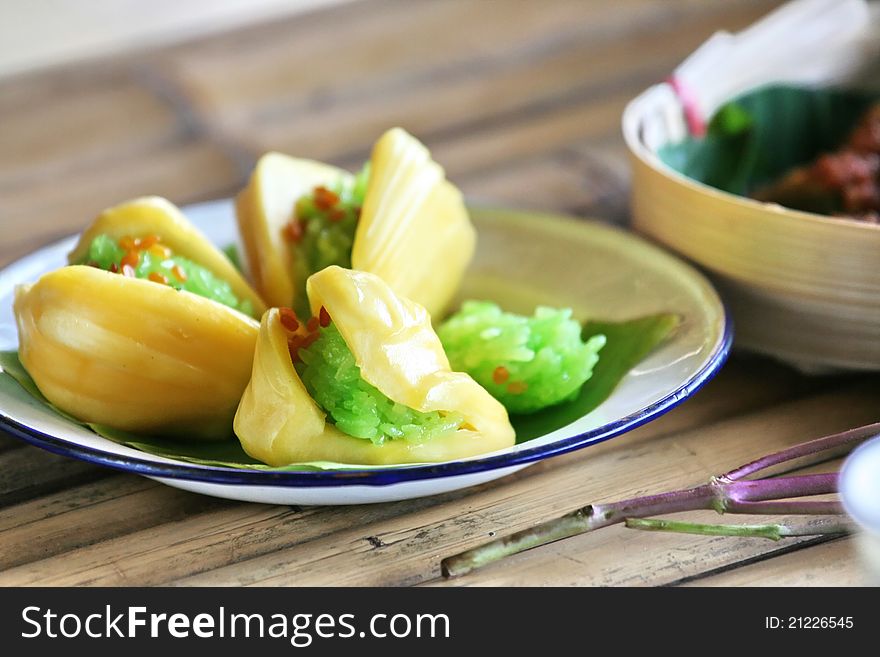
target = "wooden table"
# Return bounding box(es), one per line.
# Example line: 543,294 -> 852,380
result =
0,0 -> 873,587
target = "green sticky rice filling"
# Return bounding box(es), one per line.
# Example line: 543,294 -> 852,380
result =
295,323 -> 463,445
438,301 -> 606,414
84,234 -> 254,317
291,165 -> 370,312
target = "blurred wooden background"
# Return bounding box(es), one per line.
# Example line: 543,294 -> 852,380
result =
0,0 -> 345,79
0,0 -> 787,268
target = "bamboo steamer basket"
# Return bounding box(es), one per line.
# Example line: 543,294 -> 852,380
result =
622,0 -> 880,372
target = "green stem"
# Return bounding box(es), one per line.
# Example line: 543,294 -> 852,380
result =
624,516 -> 855,541
441,485 -> 715,578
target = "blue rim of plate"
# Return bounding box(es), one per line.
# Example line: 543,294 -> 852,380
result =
0,317 -> 732,487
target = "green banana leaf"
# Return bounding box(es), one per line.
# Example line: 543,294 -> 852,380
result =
510,313 -> 680,442
222,243 -> 243,273
658,85 -> 879,197
0,313 -> 676,469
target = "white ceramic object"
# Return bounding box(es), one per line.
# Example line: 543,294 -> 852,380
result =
0,201 -> 730,505
840,435 -> 880,583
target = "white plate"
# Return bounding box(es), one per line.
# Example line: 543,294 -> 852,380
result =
0,201 -> 730,504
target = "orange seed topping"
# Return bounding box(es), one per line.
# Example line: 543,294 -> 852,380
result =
283,219 -> 305,243
279,307 -> 300,332
327,208 -> 347,223
139,235 -> 160,249
121,250 -> 140,269
493,366 -> 510,385
313,186 -> 339,210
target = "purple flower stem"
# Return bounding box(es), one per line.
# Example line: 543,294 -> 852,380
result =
724,421 -> 880,481
441,422 -> 880,578
723,500 -> 844,515
722,473 -> 838,503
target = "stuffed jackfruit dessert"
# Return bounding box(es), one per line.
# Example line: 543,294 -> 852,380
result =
13,197 -> 264,440
234,266 -> 515,466
236,127 -> 475,318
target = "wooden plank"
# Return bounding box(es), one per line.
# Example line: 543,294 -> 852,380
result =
0,0 -> 346,78
171,383 -> 877,586
679,536 -> 870,587
0,446 -> 106,509
188,1 -> 776,166
162,0 -> 660,121
0,495 -> 459,586
0,81 -> 177,185
0,356 -> 813,585
0,475 -> 227,570
460,143 -> 631,223
0,434 -> 20,453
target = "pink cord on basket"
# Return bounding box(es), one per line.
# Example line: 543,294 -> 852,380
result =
666,76 -> 706,137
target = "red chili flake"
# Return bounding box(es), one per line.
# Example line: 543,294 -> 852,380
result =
306,316 -> 320,333
171,264 -> 187,282
300,332 -> 319,349
313,186 -> 339,211
287,337 -> 302,363
492,366 -> 510,385
283,219 -> 305,243
327,208 -> 347,223
148,272 -> 168,285
507,381 -> 528,395
318,306 -> 331,327
121,264 -> 136,278
121,250 -> 140,269
279,307 -> 300,332
108,263 -> 119,273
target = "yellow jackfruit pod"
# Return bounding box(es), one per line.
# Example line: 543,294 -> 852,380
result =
69,196 -> 267,318
236,156 -> 345,313
235,127 -> 475,318
234,266 -> 514,466
14,266 -> 259,440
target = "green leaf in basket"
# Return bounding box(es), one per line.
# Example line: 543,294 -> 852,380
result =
510,313 -> 680,442
708,101 -> 754,137
658,85 -> 879,197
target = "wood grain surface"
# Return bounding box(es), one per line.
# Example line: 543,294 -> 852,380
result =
0,0 -> 874,586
